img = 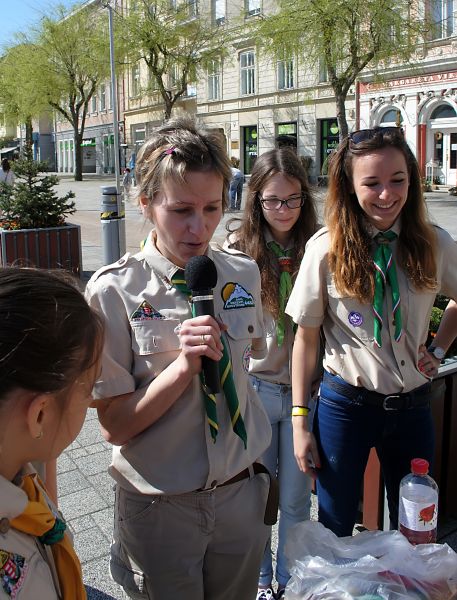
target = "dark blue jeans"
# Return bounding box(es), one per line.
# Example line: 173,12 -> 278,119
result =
314,371 -> 435,537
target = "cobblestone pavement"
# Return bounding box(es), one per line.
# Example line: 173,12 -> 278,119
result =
53,176 -> 457,598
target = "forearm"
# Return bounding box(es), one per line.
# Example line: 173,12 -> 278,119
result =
291,326 -> 320,431
432,299 -> 457,352
97,354 -> 195,445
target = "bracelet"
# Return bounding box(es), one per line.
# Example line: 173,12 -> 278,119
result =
292,405 -> 310,417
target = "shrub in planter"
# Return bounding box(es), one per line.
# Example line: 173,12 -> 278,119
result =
427,297 -> 457,359
0,145 -> 81,274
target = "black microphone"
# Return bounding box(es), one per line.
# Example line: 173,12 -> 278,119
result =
185,255 -> 221,394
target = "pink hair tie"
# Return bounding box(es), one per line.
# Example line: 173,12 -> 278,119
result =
164,146 -> 176,156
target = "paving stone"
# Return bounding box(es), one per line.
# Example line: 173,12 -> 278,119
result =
87,471 -> 115,506
74,449 -> 112,477
57,453 -> 77,474
74,527 -> 110,563
68,514 -> 96,534
58,469 -> 91,496
86,442 -> 107,455
58,487 -> 108,520
69,447 -> 89,459
83,556 -> 125,599
91,507 -> 114,541
77,418 -> 105,447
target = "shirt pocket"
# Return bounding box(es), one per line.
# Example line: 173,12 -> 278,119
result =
130,318 -> 181,356
219,308 -> 262,342
327,283 -> 372,343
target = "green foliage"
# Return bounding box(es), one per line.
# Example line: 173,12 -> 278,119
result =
0,145 -> 75,229
255,0 -> 425,138
428,298 -> 457,358
120,0 -> 230,118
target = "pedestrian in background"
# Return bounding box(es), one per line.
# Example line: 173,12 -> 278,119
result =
86,116 -> 274,600
226,147 -> 319,600
229,156 -> 244,210
287,127 -> 457,537
122,167 -> 133,201
0,158 -> 15,185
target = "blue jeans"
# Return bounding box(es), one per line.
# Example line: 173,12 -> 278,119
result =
315,371 -> 435,537
229,176 -> 243,209
250,375 -> 312,588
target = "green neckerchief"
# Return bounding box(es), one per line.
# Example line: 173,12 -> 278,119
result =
372,230 -> 403,347
267,240 -> 295,347
171,270 -> 247,448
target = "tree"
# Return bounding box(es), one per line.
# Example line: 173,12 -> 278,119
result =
256,0 -> 425,139
2,3 -> 115,180
119,0 -> 230,120
0,144 -> 75,230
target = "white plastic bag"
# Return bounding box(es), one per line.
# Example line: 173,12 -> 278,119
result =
285,521 -> 457,599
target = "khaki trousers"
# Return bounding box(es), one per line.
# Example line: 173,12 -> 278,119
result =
110,474 -> 270,600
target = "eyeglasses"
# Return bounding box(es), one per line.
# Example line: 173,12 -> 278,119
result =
349,127 -> 404,145
259,193 -> 306,211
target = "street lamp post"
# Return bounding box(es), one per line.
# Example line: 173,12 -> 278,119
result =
101,0 -> 126,261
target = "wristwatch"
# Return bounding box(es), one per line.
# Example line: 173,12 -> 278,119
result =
427,345 -> 446,360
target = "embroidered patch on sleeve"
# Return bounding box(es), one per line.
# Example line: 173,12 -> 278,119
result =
221,283 -> 255,309
0,550 -> 28,598
130,300 -> 165,321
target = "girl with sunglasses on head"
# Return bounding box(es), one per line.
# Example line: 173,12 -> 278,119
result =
286,127 -> 457,537
226,147 -> 319,599
0,267 -> 103,599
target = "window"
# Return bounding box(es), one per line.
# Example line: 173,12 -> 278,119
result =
170,64 -> 180,88
277,56 -> 294,90
430,0 -> 455,39
380,109 -> 404,125
318,57 -> 328,83
245,0 -> 260,16
240,50 -> 255,95
212,0 -> 225,24
91,94 -> 97,113
430,104 -> 457,119
131,63 -> 141,97
208,59 -> 221,100
99,84 -> 106,111
187,0 -> 198,18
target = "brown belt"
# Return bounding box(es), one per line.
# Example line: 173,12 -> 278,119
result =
197,462 -> 279,526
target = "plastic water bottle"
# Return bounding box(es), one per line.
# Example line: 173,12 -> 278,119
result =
398,458 -> 438,545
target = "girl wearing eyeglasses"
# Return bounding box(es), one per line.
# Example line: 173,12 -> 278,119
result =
226,147 -> 319,600
286,127 -> 457,537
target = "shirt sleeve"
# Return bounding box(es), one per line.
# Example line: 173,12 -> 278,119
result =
437,227 -> 457,299
85,278 -> 136,399
286,232 -> 328,328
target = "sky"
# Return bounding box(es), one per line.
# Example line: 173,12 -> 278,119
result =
0,0 -> 79,49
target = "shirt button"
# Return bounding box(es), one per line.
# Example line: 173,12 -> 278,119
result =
0,518 -> 10,534
401,360 -> 405,366
248,325 -> 254,333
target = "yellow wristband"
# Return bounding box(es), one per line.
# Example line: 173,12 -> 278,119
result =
292,406 -> 310,417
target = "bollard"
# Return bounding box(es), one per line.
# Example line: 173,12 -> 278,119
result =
100,186 -> 126,265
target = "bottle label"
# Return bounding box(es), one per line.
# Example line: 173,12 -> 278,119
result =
399,494 -> 438,532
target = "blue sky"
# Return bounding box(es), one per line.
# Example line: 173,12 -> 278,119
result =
0,1 -> 78,49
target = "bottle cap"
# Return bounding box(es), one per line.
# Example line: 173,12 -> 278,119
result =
411,458 -> 429,475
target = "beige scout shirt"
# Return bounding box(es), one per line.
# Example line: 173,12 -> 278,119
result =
286,223 -> 457,394
86,237 -> 271,495
0,467 -> 60,600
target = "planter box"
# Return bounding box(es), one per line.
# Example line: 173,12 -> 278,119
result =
0,223 -> 82,276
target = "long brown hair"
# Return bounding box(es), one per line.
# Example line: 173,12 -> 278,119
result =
228,148 -> 318,318
325,128 -> 437,303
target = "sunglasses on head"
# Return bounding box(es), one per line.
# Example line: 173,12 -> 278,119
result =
349,127 -> 404,144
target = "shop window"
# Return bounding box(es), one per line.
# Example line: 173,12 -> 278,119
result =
242,125 -> 257,174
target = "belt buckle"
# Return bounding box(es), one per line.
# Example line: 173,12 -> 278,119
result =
382,395 -> 400,410
197,481 -> 218,492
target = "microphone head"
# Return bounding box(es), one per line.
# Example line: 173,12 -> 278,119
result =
185,255 -> 218,291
